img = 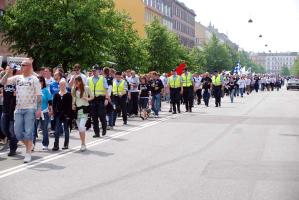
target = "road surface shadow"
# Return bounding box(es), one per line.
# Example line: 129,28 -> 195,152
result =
0,157 -> 7,161
30,162 -> 66,172
77,150 -> 114,157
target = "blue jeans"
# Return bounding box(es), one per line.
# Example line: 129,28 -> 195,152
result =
230,89 -> 235,103
33,112 -> 50,147
234,87 -> 239,97
1,113 -> 18,153
139,98 -> 149,110
203,90 -> 210,106
239,87 -> 244,97
151,94 -> 161,116
14,109 -> 36,141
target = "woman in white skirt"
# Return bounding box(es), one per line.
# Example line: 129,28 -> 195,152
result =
72,76 -> 94,151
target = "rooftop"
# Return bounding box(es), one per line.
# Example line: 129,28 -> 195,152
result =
174,0 -> 196,16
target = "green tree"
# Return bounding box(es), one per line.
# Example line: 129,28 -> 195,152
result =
0,0 -> 118,71
145,19 -> 183,73
202,34 -> 233,72
108,12 -> 148,72
291,58 -> 299,77
187,48 -> 207,73
281,66 -> 290,76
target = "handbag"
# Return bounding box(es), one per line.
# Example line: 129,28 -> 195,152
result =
82,106 -> 90,114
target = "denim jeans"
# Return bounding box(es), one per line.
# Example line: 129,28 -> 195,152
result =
239,87 -> 244,97
203,90 -> 210,106
14,109 -> 36,141
54,114 -> 69,147
152,93 -> 161,116
108,112 -> 114,127
234,87 -> 239,97
33,112 -> 50,147
230,89 -> 235,103
1,113 -> 18,153
139,98 -> 149,110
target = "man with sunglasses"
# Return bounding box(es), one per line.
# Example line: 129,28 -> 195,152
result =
0,59 -> 41,163
69,64 -> 88,88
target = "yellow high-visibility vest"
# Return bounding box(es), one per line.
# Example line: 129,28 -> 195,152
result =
168,75 -> 181,88
88,76 -> 105,96
112,80 -> 125,96
212,75 -> 222,86
181,73 -> 193,87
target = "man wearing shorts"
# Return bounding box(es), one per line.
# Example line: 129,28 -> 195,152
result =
1,59 -> 41,163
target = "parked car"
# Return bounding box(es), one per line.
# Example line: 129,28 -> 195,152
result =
287,79 -> 299,90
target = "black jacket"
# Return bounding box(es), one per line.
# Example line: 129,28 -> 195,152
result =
53,92 -> 72,120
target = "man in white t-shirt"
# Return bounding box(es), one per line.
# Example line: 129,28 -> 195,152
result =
193,73 -> 203,105
69,64 -> 88,87
0,59 -> 41,163
245,76 -> 251,95
237,76 -> 246,97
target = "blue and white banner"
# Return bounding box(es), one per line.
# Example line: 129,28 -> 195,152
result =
233,61 -> 241,74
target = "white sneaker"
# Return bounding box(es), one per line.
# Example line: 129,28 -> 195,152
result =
42,146 -> 48,151
80,145 -> 86,152
24,153 -> 32,163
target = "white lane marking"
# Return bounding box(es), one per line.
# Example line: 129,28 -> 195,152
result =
0,115 -> 176,179
0,150 -> 9,156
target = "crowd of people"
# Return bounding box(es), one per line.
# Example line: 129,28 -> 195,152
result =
0,59 -> 284,163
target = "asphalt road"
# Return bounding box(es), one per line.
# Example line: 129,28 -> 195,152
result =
1,88 -> 299,200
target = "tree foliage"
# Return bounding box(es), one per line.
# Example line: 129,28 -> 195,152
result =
202,35 -> 233,72
145,19 -> 183,73
0,0 -> 117,70
108,12 -> 148,72
291,58 -> 299,77
280,66 -> 290,76
0,2 -> 269,74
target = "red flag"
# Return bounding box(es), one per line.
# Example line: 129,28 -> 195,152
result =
176,63 -> 186,75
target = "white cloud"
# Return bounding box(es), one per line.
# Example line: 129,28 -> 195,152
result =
181,0 -> 299,52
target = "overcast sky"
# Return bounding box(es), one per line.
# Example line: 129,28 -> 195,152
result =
181,0 -> 299,53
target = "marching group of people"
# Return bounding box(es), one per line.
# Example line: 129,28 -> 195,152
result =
0,59 -> 284,163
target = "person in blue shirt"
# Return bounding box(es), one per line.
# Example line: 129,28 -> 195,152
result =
50,71 -> 63,96
33,76 -> 53,151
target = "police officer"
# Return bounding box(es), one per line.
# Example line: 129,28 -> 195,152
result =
168,69 -> 182,114
212,70 -> 223,107
88,65 -> 109,138
181,68 -> 194,112
112,71 -> 128,125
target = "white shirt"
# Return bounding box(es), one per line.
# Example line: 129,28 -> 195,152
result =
45,77 -> 54,88
245,78 -> 251,86
238,79 -> 246,88
11,75 -> 41,109
127,75 -> 139,92
70,73 -> 88,85
160,75 -> 168,87
193,76 -> 202,89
